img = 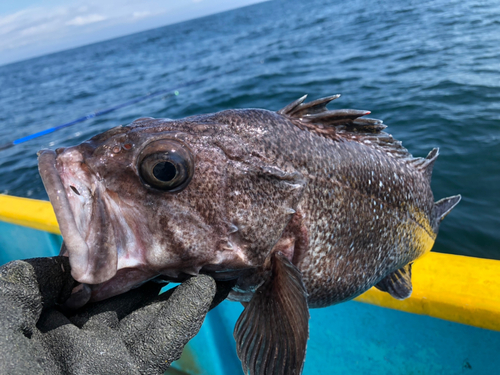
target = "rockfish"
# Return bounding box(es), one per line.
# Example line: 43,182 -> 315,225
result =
38,94 -> 460,375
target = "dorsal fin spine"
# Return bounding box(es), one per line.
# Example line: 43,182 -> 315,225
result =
424,148 -> 439,180
277,95 -> 308,115
287,94 -> 341,117
435,195 -> 461,222
302,109 -> 371,123
407,148 -> 439,180
431,194 -> 461,234
278,95 -> 419,162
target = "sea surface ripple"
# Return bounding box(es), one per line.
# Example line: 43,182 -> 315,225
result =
0,0 -> 499,260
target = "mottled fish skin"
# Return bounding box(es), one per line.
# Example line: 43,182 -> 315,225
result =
179,108 -> 437,307
38,95 -> 460,375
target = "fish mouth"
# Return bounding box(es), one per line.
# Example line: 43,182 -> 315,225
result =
38,149 -> 118,284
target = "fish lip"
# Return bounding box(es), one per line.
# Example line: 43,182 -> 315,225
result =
38,149 -> 93,282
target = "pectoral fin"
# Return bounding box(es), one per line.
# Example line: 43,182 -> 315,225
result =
375,263 -> 412,300
233,252 -> 309,375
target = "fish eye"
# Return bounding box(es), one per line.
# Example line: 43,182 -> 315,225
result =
138,140 -> 194,192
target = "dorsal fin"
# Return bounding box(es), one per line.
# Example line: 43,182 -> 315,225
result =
279,95 -> 415,161
277,94 -> 308,116
278,94 -> 341,117
278,95 -> 447,169
408,148 -> 439,181
278,94 -> 385,130
434,195 -> 461,222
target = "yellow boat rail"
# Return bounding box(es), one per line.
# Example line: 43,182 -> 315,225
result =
1,194 -> 499,332
0,194 -> 60,234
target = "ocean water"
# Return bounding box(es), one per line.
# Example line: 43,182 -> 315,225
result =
0,0 -> 499,260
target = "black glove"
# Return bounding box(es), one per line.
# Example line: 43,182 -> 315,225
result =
0,257 -> 229,375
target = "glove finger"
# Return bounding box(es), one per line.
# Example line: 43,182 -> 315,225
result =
121,275 -> 216,373
40,310 -> 140,375
0,259 -> 73,375
0,260 -> 43,324
24,257 -> 76,309
0,257 -> 74,326
123,276 -> 235,322
118,277 -> 232,349
68,281 -> 164,329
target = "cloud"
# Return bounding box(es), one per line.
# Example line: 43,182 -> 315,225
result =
0,7 -> 68,50
66,14 -> 108,26
132,11 -> 152,19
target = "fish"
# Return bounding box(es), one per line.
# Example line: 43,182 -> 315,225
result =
38,94 -> 460,375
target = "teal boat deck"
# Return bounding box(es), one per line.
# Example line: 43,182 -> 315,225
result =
196,299 -> 500,375
1,219 -> 500,374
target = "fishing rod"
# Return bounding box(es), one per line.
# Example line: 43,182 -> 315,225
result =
0,75 -> 212,152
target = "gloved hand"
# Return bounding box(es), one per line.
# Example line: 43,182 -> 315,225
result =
0,257 -> 228,375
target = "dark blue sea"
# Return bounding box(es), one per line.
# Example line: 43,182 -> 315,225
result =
0,0 -> 499,260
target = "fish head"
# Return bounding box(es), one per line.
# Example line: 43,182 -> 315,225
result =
38,113 -> 305,303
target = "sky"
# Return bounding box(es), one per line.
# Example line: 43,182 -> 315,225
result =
0,0 -> 267,66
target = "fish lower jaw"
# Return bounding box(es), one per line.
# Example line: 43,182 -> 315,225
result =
71,266 -> 115,285
159,268 -> 200,279
88,267 -> 160,302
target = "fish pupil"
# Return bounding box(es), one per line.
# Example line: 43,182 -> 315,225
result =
153,161 -> 177,182
137,140 -> 194,192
